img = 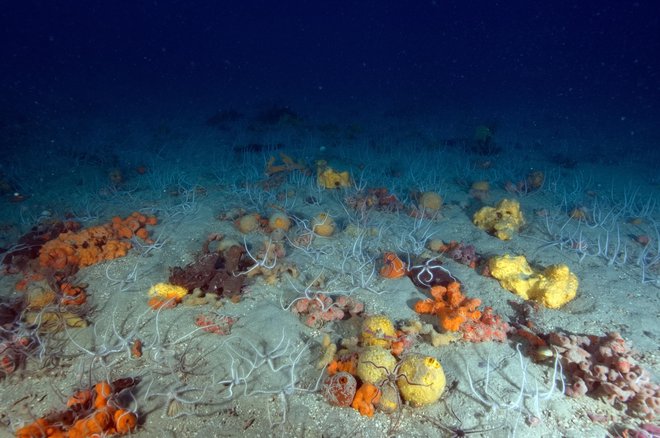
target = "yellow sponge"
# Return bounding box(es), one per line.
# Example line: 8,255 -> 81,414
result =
357,346 -> 397,384
487,255 -> 534,297
396,354 -> 446,407
316,160 -> 351,189
360,314 -> 396,348
488,255 -> 578,308
473,198 -> 525,240
532,264 -> 579,309
148,282 -> 188,301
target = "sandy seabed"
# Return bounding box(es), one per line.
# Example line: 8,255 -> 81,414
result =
0,110 -> 658,438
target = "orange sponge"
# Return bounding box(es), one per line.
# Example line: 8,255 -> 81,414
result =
16,379 -> 139,437
414,282 -> 482,332
327,353 -> 358,376
351,383 -> 382,417
38,213 -> 156,271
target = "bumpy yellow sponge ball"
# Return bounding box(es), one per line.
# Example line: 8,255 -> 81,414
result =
148,283 -> 188,300
473,198 -> 525,240
357,346 -> 397,385
360,314 -> 396,348
396,354 -> 446,407
488,255 -> 578,309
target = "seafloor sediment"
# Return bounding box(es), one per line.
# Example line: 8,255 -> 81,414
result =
0,112 -> 658,438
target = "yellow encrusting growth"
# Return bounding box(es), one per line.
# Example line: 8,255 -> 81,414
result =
473,198 -> 525,240
148,283 -> 188,301
316,160 -> 351,189
487,254 -> 579,308
471,180 -> 490,191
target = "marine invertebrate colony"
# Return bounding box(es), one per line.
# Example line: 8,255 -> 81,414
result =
265,152 -> 308,176
290,293 -> 364,328
396,354 -> 446,407
473,198 -> 525,240
460,307 -> 511,343
316,161 -> 351,189
343,187 -> 404,213
418,191 -> 443,212
469,180 -> 490,201
15,378 -> 139,437
311,212 -> 336,236
1,220 -> 81,273
0,313 -> 40,378
194,313 -> 237,335
407,257 -> 458,289
360,314 -> 397,349
429,240 -> 480,269
548,331 -> 659,420
38,213 -> 157,272
351,382 -> 382,417
357,349 -> 447,415
414,281 -> 482,332
148,282 -> 188,309
322,371 -> 357,407
487,254 -> 579,309
168,236 -> 253,298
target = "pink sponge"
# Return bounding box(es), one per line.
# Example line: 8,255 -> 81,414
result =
461,306 -> 511,343
548,331 -> 659,420
291,293 -> 364,328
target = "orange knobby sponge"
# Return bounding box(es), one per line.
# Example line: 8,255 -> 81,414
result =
351,383 -> 381,417
327,353 -> 358,376
18,380 -> 138,438
38,213 -> 156,271
414,281 -> 482,332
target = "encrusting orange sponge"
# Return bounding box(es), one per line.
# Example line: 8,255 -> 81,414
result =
327,354 -> 358,376
38,213 -> 157,271
414,281 -> 482,332
15,380 -> 138,438
351,383 -> 382,417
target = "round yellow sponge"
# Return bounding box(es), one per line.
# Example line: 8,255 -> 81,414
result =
396,354 -> 446,407
357,346 -> 397,385
360,314 -> 396,348
237,213 -> 260,234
